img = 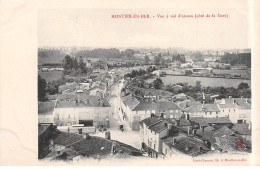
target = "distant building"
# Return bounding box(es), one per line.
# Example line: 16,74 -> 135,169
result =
54,94 -> 111,128
152,70 -> 163,77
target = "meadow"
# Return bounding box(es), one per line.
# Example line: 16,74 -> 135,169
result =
145,75 -> 251,88
38,71 -> 63,82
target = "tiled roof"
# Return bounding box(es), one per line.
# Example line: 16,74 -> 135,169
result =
232,124 -> 251,135
54,131 -> 84,146
185,104 -> 202,113
217,103 -> 237,109
179,118 -> 191,126
234,98 -> 251,109
213,136 -> 237,151
139,116 -> 164,127
38,124 -> 52,136
38,101 -> 56,115
216,98 -> 251,109
121,95 -> 140,110
71,136 -> 142,157
202,104 -> 220,112
213,126 -> 235,137
132,101 -> 180,111
163,136 -> 210,156
196,126 -> 215,135
190,117 -> 232,126
149,121 -> 168,133
56,94 -> 110,108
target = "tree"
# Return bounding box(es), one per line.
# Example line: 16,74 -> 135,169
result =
63,55 -> 73,74
145,55 -> 150,63
238,82 -> 250,90
79,56 -> 86,73
38,75 -> 47,101
154,54 -> 162,65
153,78 -> 163,89
194,81 -> 202,92
72,57 -> 79,70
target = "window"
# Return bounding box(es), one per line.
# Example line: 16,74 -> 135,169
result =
170,115 -> 174,118
216,112 -> 218,114
234,109 -> 236,112
165,149 -> 167,155
154,144 -> 156,150
229,109 -> 230,112
223,110 -> 224,112
68,114 -> 70,119
205,112 -> 207,115
210,112 -> 212,115
57,114 -> 59,120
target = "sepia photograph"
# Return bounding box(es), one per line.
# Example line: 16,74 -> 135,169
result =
37,4 -> 252,164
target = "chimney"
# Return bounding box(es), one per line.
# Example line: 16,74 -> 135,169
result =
161,113 -> 164,118
185,146 -> 189,151
186,114 -> 190,121
245,99 -> 248,103
84,133 -> 90,139
111,141 -> 116,155
168,124 -> 172,130
151,113 -> 155,118
164,123 -> 168,128
105,131 -> 111,140
172,138 -> 176,145
187,126 -> 190,134
229,96 -> 232,99
77,94 -> 80,103
192,129 -> 197,134
202,126 -> 205,132
221,98 -> 225,104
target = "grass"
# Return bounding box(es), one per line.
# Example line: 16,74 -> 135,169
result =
38,71 -> 63,82
213,69 -> 249,76
145,75 -> 251,88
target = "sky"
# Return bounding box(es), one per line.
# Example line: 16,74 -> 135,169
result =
38,3 -> 251,50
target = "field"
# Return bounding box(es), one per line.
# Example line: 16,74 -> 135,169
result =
38,71 -> 63,82
213,69 -> 250,76
145,75 -> 251,88
38,56 -> 64,65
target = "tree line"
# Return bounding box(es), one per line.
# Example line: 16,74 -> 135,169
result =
220,53 -> 251,68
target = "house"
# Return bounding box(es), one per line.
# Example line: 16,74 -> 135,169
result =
152,70 -> 163,77
54,94 -> 111,128
45,130 -> 144,161
192,68 -> 213,76
139,115 -> 174,158
162,133 -> 210,157
58,82 -> 78,94
215,98 -> 251,124
172,85 -> 182,92
196,125 -> 251,153
38,101 -> 56,124
38,123 -> 57,159
184,103 -> 221,118
189,117 -> 232,130
92,61 -> 108,74
121,95 -> 182,131
232,123 -> 251,141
